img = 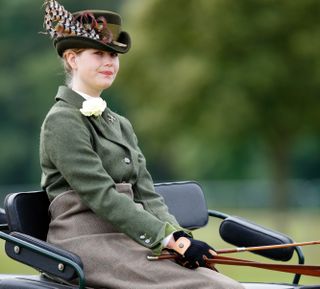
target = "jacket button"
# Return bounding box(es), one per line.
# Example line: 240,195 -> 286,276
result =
139,234 -> 146,240
124,157 -> 131,164
145,238 -> 151,244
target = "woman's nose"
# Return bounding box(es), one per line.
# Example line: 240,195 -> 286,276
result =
103,56 -> 113,66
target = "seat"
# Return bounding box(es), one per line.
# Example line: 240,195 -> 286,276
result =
3,191 -> 85,288
154,181 -> 208,229
1,181 -> 208,289
0,181 -> 308,289
5,181 -> 208,237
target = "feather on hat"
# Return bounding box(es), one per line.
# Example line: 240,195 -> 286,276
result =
43,0 -> 131,56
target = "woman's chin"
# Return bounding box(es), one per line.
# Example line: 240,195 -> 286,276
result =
97,81 -> 114,91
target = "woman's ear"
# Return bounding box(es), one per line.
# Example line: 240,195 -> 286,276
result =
64,50 -> 78,71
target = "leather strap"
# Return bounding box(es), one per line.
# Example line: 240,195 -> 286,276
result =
171,237 -> 191,255
205,255 -> 320,277
147,253 -> 320,277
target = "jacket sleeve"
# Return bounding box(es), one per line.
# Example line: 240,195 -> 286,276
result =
133,139 -> 181,226
120,117 -> 191,254
118,116 -> 181,226
133,151 -> 189,255
41,107 -> 175,251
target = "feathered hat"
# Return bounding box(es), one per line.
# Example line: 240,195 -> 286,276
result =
43,0 -> 131,56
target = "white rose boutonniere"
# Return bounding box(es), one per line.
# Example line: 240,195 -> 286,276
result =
80,98 -> 107,117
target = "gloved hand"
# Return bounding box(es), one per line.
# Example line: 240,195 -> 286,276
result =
171,231 -> 216,269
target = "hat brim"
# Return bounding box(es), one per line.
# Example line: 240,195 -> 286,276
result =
54,31 -> 131,56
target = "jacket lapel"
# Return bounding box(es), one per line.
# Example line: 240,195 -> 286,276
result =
55,86 -> 128,149
55,86 -> 83,109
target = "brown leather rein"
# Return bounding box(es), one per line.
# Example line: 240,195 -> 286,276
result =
206,255 -> 320,277
147,240 -> 320,277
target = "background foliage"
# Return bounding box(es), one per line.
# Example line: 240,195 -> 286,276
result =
119,0 -> 320,211
0,0 -> 320,285
0,0 -> 319,194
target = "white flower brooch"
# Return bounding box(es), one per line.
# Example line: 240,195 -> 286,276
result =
80,98 -> 107,117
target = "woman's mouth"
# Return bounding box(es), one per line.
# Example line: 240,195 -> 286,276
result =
99,70 -> 113,76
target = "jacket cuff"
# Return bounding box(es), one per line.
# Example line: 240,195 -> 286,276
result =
151,223 -> 192,255
161,233 -> 173,247
151,223 -> 176,255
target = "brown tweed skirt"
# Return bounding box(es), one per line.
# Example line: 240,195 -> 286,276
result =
47,189 -> 244,289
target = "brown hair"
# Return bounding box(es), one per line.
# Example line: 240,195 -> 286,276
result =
61,48 -> 86,87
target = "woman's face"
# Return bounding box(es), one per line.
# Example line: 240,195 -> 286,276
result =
69,49 -> 120,96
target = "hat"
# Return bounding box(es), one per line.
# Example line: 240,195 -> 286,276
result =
43,0 -> 131,56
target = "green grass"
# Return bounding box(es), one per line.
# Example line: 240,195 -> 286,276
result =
0,209 -> 319,285
0,241 -> 37,275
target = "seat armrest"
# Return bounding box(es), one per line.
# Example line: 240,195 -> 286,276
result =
219,216 -> 294,261
4,231 -> 84,282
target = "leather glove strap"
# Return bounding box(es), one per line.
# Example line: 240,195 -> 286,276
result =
171,237 -> 191,255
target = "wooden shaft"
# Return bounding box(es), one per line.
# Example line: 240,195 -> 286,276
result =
147,240 -> 320,277
206,256 -> 320,277
147,254 -> 175,261
217,240 -> 320,254
147,254 -> 320,277
147,240 -> 320,260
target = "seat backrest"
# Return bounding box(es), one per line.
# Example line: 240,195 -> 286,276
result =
3,181 -> 208,242
155,181 -> 208,229
4,190 -> 50,241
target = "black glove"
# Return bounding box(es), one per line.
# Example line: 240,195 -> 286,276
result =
172,231 -> 216,269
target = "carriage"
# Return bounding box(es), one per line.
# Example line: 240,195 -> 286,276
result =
0,181 -> 319,289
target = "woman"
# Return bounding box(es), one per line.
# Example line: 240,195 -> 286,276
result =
40,1 -> 244,288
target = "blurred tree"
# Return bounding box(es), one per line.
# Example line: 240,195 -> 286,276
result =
1,0 -> 320,215
119,0 -> 320,211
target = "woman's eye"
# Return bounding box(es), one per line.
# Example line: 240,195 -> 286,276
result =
94,51 -> 104,56
92,50 -> 118,58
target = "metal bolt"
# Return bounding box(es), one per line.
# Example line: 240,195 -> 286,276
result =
14,246 -> 20,254
58,263 -> 65,271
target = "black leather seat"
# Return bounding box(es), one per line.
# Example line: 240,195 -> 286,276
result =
155,181 -> 208,229
5,181 -> 208,238
5,190 -> 50,241
3,190 -> 84,288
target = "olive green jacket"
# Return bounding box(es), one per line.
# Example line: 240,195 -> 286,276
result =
40,86 -> 180,252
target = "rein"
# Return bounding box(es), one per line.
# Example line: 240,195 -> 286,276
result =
205,255 -> 320,277
217,240 -> 320,254
147,240 -> 320,277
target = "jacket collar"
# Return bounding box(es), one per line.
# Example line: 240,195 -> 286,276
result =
55,86 -> 84,109
55,86 -> 129,149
